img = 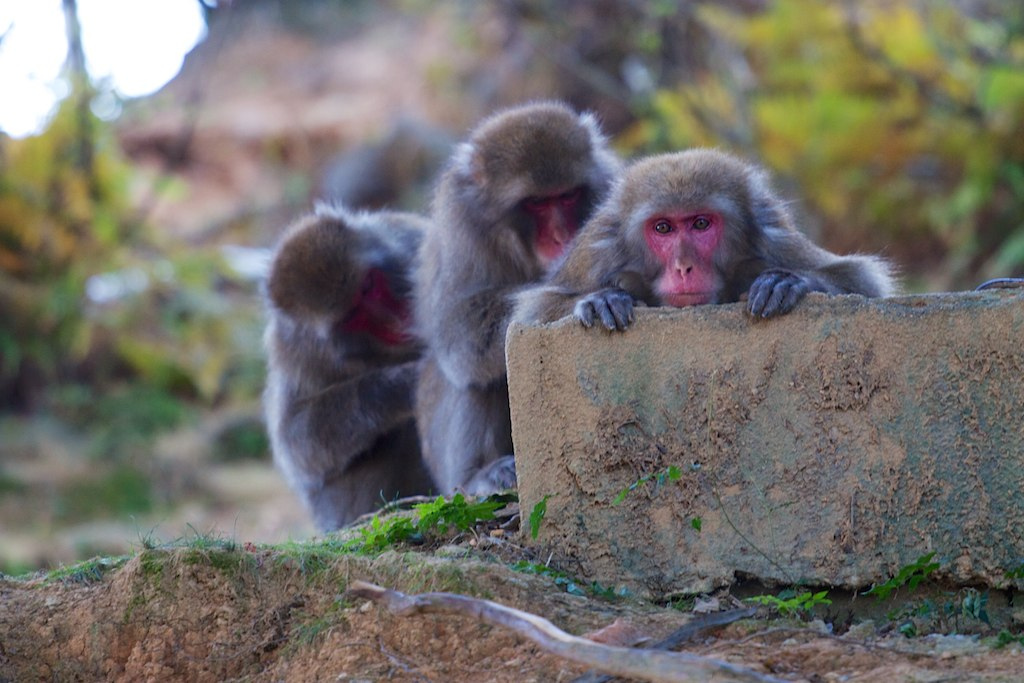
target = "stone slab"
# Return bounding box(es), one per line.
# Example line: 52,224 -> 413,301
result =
506,290 -> 1024,597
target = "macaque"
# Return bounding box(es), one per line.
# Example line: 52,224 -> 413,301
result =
415,101 -> 622,495
263,204 -> 434,530
515,149 -> 897,329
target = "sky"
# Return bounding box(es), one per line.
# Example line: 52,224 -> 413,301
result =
0,0 -> 208,138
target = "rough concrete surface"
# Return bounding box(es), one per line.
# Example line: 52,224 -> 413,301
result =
507,289 -> 1024,597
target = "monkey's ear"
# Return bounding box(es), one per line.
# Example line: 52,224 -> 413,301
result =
744,167 -> 791,236
267,215 -> 363,320
449,142 -> 489,190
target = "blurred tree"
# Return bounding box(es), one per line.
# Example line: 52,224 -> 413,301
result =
0,0 -> 263,412
628,0 -> 1024,290
0,0 -> 137,410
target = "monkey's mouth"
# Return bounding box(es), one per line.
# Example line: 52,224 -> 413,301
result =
661,292 -> 714,308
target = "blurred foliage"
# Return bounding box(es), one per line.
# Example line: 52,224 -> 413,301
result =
0,94 -> 265,414
212,415 -> 271,463
50,383 -> 192,461
621,0 -> 1024,289
0,95 -> 135,408
54,463 -> 154,522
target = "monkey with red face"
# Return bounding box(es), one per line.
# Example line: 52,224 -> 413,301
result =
515,149 -> 897,329
415,101 -> 622,495
263,204 -> 434,531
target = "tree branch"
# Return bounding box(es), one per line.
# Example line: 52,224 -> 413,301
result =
346,580 -> 782,683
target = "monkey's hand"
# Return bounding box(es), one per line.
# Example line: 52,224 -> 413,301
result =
747,269 -> 810,318
574,287 -> 636,331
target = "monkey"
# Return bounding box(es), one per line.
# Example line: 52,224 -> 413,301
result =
515,148 -> 897,329
319,117 -> 453,211
414,101 -> 622,495
262,204 -> 435,531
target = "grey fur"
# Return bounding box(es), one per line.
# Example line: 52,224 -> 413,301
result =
515,148 -> 898,327
263,204 -> 435,530
414,101 -> 622,494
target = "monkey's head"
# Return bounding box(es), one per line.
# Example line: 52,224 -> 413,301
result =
267,209 -> 417,347
615,149 -> 788,306
457,101 -> 619,267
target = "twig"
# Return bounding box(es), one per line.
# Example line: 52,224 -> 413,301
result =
347,581 -> 783,683
378,636 -> 430,682
572,607 -> 758,683
348,495 -> 439,527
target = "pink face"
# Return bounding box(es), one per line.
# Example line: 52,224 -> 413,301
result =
522,187 -> 584,266
643,210 -> 724,307
339,267 -> 413,346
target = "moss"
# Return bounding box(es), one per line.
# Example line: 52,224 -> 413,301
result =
43,556 -> 128,585
138,549 -> 167,577
286,599 -> 350,653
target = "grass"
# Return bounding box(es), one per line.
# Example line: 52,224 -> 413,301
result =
44,556 -> 129,584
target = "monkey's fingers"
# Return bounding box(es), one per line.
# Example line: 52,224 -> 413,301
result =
748,270 -> 807,318
746,274 -> 775,317
594,300 -> 619,330
573,299 -> 599,328
765,277 -> 809,317
587,288 -> 635,331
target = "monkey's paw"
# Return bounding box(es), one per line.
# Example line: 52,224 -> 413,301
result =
462,455 -> 518,496
574,287 -> 635,331
747,269 -> 809,318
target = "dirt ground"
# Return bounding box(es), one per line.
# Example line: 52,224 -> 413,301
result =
3,525 -> 1024,683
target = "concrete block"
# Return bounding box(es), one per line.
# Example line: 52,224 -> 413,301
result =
506,290 -> 1024,597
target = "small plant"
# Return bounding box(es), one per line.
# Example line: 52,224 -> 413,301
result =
346,515 -> 418,553
864,552 -> 940,600
898,621 -> 917,637
510,560 -> 622,599
414,493 -> 505,534
746,589 -> 832,617
960,588 -> 990,625
343,493 -> 508,552
44,556 -> 127,585
994,630 -> 1024,649
529,495 -> 550,539
1005,563 -> 1024,580
690,516 -> 702,532
613,465 -> 682,504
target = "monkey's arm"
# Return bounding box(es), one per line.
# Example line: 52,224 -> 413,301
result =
750,235 -> 897,317
280,361 -> 418,473
428,286 -> 520,389
516,280 -> 639,331
513,284 -> 582,325
514,217 -> 642,329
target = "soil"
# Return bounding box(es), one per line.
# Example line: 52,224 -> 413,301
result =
3,532 -> 1024,682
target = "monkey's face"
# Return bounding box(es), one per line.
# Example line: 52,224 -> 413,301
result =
642,209 -> 725,307
520,186 -> 586,267
337,267 -> 414,348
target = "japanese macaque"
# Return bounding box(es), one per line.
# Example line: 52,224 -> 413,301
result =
415,101 -> 622,495
263,204 -> 435,530
515,149 -> 897,329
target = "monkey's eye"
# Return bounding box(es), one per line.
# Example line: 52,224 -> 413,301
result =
653,220 -> 673,234
692,216 -> 711,231
558,187 -> 582,204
